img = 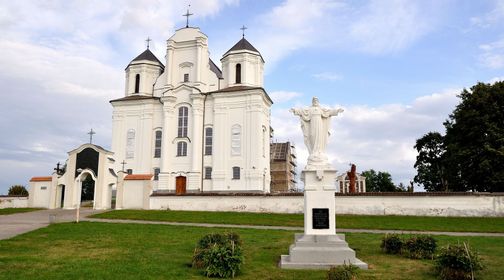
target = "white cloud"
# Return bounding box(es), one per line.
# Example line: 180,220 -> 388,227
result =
272,89 -> 460,188
251,0 -> 445,71
470,0 -> 504,28
269,91 -> 303,103
349,0 -> 438,54
479,38 -> 504,69
312,72 -> 343,81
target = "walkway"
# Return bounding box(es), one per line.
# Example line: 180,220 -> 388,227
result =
83,218 -> 504,237
2,209 -> 504,240
0,208 -> 104,240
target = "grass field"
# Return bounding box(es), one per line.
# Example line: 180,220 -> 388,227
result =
0,222 -> 502,280
0,208 -> 41,215
91,210 -> 504,233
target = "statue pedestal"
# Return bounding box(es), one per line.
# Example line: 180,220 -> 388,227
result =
280,169 -> 368,269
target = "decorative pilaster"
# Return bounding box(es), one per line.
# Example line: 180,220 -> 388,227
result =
158,95 -> 177,190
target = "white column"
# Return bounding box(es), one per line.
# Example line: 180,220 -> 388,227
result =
189,94 -> 204,190
159,95 -> 177,190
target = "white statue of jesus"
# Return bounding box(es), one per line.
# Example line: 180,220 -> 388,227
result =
290,97 -> 343,170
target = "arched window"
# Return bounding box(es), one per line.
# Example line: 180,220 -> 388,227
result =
154,130 -> 162,158
134,74 -> 140,93
178,107 -> 188,137
205,127 -> 213,155
177,141 -> 187,156
232,166 -> 240,179
231,124 -> 241,155
235,63 -> 241,84
126,129 -> 135,159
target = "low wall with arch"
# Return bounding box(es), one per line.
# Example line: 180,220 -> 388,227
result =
149,192 -> 504,217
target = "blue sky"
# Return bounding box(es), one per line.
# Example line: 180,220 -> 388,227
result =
1,0 -> 504,194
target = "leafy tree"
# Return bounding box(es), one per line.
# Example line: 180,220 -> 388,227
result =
361,169 -> 398,192
414,132 -> 447,191
443,82 -> 504,192
8,185 -> 28,196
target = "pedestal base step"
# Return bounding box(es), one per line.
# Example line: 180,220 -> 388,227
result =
279,234 -> 368,270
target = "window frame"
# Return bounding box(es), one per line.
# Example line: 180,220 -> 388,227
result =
232,166 -> 240,180
134,74 -> 140,93
178,107 -> 188,138
177,141 -> 187,157
154,130 -> 162,158
204,127 -> 213,155
235,63 -> 241,84
204,167 -> 212,179
153,168 -> 160,181
231,124 -> 241,156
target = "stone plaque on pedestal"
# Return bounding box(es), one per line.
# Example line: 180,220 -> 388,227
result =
312,208 -> 329,229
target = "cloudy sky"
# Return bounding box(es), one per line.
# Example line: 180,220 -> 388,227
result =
1,0 -> 503,194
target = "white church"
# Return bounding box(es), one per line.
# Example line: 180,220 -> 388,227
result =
28,22 -> 274,209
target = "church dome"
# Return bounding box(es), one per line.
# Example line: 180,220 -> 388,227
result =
223,37 -> 263,61
128,49 -> 164,68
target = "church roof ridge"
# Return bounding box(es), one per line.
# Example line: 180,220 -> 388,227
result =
129,49 -> 164,67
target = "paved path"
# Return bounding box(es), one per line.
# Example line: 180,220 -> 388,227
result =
0,209 -> 104,240
83,218 -> 504,237
2,210 -> 504,240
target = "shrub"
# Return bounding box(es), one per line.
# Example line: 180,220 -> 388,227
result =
403,235 -> 437,259
435,242 -> 483,280
326,262 -> 359,280
8,185 -> 28,196
380,234 -> 403,254
192,232 -> 243,278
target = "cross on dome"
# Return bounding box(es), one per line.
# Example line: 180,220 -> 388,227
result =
145,37 -> 152,49
183,5 -> 193,28
240,25 -> 248,38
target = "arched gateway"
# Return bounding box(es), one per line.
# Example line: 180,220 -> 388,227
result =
28,143 -> 117,209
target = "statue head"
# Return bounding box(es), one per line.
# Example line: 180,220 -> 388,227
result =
312,97 -> 320,107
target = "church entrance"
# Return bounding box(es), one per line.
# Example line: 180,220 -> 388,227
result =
80,175 -> 95,207
176,176 -> 186,195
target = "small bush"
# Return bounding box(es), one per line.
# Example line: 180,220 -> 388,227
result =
8,185 -> 28,196
435,242 -> 483,280
404,235 -> 437,259
326,262 -> 359,280
380,234 -> 403,254
192,232 -> 243,278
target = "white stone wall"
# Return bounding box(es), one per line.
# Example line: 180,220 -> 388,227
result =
149,194 -> 504,217
0,196 -> 29,208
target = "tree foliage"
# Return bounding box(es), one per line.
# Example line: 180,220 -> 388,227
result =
413,81 -> 504,192
8,185 -> 28,196
414,132 -> 446,192
361,169 -> 402,192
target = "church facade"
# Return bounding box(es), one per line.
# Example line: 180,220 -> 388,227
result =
110,26 -> 273,194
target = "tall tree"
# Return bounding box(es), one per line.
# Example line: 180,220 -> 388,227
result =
413,132 -> 447,191
443,81 -> 504,192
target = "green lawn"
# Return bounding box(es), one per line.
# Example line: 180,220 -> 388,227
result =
0,208 -> 41,215
0,222 -> 502,279
91,210 -> 504,233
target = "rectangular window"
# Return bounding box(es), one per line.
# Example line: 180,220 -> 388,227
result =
204,167 -> 212,179
177,141 -> 187,156
126,129 -> 135,159
184,73 -> 189,82
154,168 -> 160,181
231,125 -> 241,156
154,130 -> 162,158
205,127 -> 213,155
232,166 -> 240,179
127,169 -> 133,175
178,107 -> 188,137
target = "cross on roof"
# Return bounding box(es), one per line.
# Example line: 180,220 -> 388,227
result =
120,160 -> 127,172
240,25 -> 248,38
87,129 -> 96,144
183,5 -> 193,28
145,37 -> 152,49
